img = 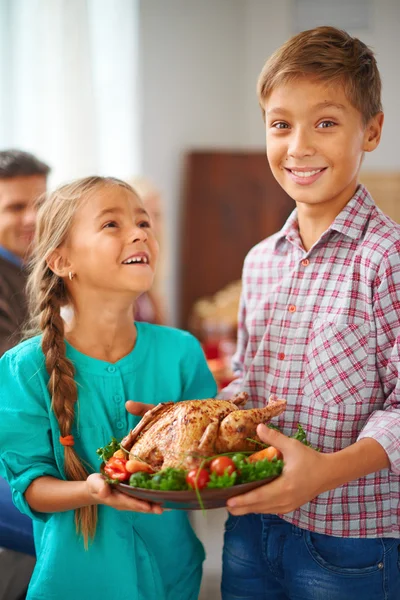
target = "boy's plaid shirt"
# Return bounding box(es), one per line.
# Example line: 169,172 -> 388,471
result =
222,185 -> 400,537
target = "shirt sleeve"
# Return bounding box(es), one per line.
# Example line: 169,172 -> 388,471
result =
181,334 -> 218,400
0,282 -> 19,356
357,244 -> 400,474
0,348 -> 63,521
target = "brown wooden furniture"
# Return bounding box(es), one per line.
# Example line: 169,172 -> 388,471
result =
179,151 -> 295,329
359,171 -> 400,223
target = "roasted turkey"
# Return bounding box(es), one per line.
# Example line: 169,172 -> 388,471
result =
121,393 -> 286,470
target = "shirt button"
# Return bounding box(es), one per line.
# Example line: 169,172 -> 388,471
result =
116,421 -> 124,430
288,305 -> 296,313
278,352 -> 285,360
107,366 -> 116,373
301,258 -> 310,266
114,395 -> 122,403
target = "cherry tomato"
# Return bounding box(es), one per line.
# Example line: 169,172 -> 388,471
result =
209,456 -> 236,476
186,468 -> 210,490
106,456 -> 127,469
104,458 -> 130,482
125,459 -> 154,474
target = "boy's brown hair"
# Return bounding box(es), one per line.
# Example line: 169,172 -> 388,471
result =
257,26 -> 382,125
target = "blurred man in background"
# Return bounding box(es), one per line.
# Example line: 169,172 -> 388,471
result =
130,176 -> 168,325
0,149 -> 49,600
0,150 -> 49,353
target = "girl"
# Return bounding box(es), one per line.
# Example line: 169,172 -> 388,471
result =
0,176 -> 217,600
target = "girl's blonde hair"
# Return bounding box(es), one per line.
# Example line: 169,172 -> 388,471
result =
26,176 -> 135,547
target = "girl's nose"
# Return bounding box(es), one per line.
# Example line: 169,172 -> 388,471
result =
132,226 -> 148,243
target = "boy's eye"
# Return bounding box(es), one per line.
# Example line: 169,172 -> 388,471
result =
272,122 -> 289,129
317,120 -> 335,128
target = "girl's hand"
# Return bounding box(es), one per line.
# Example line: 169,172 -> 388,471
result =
227,424 -> 329,516
86,473 -> 163,514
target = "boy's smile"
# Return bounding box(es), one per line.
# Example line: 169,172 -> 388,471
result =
284,165 -> 328,186
263,77 -> 383,219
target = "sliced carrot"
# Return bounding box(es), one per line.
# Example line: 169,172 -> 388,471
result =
113,449 -> 126,459
248,446 -> 283,463
125,459 -> 154,474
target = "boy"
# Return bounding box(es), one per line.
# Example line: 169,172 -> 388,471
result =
221,26 -> 400,600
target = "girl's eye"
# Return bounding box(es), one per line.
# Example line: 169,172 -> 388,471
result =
272,122 -> 289,129
138,220 -> 151,228
103,221 -> 118,229
317,120 -> 336,128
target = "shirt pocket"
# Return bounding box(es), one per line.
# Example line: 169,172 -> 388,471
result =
302,318 -> 370,406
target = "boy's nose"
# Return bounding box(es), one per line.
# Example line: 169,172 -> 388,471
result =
287,129 -> 315,159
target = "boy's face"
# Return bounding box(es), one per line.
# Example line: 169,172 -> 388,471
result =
0,175 -> 46,259
263,78 -> 383,212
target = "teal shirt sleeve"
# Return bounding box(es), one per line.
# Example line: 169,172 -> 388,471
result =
0,348 -> 62,522
181,334 -> 217,399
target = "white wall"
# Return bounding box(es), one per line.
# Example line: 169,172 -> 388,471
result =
140,0 -> 400,324
139,0 -> 248,324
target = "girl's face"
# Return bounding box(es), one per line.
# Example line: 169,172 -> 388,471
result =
64,185 -> 159,298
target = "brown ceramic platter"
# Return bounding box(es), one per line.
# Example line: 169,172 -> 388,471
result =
115,476 -> 278,510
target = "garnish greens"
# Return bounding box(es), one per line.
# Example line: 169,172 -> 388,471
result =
96,437 -> 121,462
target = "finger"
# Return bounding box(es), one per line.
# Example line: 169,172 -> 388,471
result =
97,481 -> 113,500
112,491 -> 156,512
125,401 -> 155,417
149,504 -> 163,515
256,423 -> 292,451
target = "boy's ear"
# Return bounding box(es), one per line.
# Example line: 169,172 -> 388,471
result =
363,112 -> 384,152
47,250 -> 73,278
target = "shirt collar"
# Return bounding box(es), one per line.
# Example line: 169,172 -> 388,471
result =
0,245 -> 24,267
329,184 -> 375,240
273,184 -> 375,250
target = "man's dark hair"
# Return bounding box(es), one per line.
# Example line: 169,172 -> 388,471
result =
0,149 -> 50,179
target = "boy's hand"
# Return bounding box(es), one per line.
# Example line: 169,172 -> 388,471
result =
125,401 -> 155,417
226,424 -> 328,516
86,473 -> 163,514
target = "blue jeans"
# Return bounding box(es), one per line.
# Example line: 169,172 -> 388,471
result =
222,514 -> 400,600
0,476 -> 35,556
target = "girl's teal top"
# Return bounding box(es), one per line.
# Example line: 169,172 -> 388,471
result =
0,322 -> 217,600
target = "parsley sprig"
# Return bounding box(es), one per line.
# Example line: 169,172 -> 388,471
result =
96,437 -> 121,462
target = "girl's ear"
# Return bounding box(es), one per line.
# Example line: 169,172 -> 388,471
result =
47,250 -> 73,279
363,112 -> 384,152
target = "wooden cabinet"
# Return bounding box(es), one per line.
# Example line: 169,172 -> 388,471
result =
179,151 -> 295,329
